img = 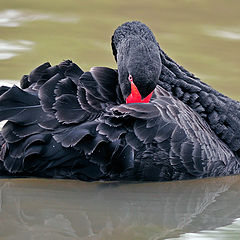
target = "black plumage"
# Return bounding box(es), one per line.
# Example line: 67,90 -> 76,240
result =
0,21 -> 239,181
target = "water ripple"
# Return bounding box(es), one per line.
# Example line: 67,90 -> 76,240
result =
0,39 -> 34,60
0,9 -> 79,27
205,27 -> 240,40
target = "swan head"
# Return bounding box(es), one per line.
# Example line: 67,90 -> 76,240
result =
112,21 -> 162,103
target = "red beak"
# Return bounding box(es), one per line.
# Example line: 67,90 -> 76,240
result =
126,81 -> 153,104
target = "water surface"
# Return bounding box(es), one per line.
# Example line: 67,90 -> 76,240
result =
1,176 -> 240,240
0,0 -> 240,239
0,0 -> 239,99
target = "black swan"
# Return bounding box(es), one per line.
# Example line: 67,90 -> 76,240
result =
0,21 -> 239,181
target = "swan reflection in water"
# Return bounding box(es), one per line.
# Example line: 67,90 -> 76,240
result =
0,176 -> 240,239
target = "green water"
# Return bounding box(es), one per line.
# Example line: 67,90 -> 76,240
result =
0,0 -> 240,99
0,0 -> 240,239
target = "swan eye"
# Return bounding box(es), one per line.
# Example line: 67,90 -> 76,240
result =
128,74 -> 133,82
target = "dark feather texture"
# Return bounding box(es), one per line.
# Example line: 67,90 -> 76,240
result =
112,21 -> 240,157
0,85 -> 45,124
0,21 -> 239,181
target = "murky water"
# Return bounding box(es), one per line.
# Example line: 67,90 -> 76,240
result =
0,0 -> 240,239
1,176 -> 240,240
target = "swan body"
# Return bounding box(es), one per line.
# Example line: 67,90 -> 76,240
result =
0,21 -> 239,181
